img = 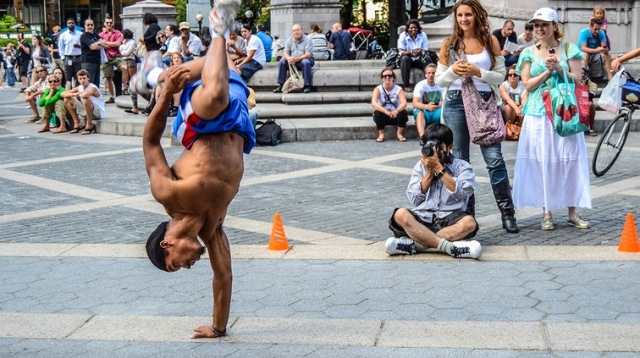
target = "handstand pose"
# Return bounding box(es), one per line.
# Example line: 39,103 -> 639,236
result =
142,0 -> 255,339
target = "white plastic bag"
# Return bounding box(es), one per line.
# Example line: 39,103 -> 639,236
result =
599,69 -> 626,114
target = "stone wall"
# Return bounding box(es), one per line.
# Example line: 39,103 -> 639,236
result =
120,0 -> 177,44
269,0 -> 341,39
423,0 -> 639,55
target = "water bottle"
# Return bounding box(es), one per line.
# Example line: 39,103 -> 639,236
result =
448,45 -> 458,65
448,46 -> 467,65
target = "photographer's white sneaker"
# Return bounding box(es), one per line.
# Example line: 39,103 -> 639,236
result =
385,237 -> 416,255
450,240 -> 482,259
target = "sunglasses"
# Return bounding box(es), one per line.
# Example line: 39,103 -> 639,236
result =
382,74 -> 394,79
48,80 -> 59,83
508,73 -> 518,77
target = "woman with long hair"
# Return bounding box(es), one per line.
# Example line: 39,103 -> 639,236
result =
31,35 -> 50,84
513,8 -> 591,230
435,0 -> 519,233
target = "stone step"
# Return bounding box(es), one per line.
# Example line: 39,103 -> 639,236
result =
105,95 -> 630,142
256,91 -> 415,104
247,65 -> 426,92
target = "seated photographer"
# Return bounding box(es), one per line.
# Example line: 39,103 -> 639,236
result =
386,123 -> 481,259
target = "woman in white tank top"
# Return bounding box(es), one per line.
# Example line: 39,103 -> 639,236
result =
434,0 -> 519,234
370,67 -> 409,142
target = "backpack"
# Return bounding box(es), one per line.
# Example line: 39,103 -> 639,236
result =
255,119 -> 282,146
385,48 -> 399,69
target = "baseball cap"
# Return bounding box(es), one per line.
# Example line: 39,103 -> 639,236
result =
179,22 -> 190,30
528,7 -> 558,23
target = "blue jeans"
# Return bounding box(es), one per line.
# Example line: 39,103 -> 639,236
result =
277,58 -> 314,87
6,67 -> 16,87
504,54 -> 519,68
81,62 -> 100,87
240,59 -> 263,81
443,90 -> 509,185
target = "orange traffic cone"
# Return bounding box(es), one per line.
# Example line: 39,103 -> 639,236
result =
268,213 -> 290,251
618,213 -> 640,252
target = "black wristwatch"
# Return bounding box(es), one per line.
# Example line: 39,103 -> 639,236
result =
434,169 -> 446,178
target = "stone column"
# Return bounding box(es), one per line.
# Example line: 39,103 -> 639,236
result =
120,0 -> 177,44
269,0 -> 341,39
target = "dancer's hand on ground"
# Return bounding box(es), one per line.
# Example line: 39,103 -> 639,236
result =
162,65 -> 191,96
192,324 -> 223,339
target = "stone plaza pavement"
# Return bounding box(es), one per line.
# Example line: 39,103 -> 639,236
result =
1,86 -> 640,356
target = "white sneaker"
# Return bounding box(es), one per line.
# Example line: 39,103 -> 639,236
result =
384,237 -> 416,256
450,240 -> 482,259
209,0 -> 241,36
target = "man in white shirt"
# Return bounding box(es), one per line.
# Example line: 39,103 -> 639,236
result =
236,24 -> 266,81
23,65 -> 49,123
163,24 -> 181,65
62,69 -> 105,135
58,18 -> 83,88
412,64 -> 444,137
178,22 -> 204,61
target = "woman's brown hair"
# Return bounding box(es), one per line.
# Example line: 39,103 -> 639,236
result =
446,0 -> 497,68
380,67 -> 396,80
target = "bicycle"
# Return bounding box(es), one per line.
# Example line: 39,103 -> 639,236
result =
592,69 -> 640,176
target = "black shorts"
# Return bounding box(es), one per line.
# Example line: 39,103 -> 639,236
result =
19,65 -> 28,77
389,208 -> 478,240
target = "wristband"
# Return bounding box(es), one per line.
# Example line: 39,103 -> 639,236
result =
211,325 -> 227,337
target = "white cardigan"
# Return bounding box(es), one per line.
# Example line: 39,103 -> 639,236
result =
435,55 -> 507,108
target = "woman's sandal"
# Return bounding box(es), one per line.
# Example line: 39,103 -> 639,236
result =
53,128 -> 68,134
37,127 -> 50,133
376,137 -> 385,143
81,125 -> 96,135
397,136 -> 407,142
124,108 -> 139,114
69,125 -> 85,134
588,130 -> 597,137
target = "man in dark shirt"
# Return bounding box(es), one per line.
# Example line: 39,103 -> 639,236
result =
16,33 -> 32,91
329,23 -> 352,60
49,26 -> 64,72
80,18 -> 106,87
492,20 -> 519,67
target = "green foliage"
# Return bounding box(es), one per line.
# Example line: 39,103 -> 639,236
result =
176,0 -> 187,23
0,39 -> 18,48
0,15 -> 17,32
238,0 -> 271,28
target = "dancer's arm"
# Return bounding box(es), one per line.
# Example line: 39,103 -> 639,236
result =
143,66 -> 191,201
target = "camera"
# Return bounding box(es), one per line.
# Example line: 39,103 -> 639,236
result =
421,139 -> 441,157
45,35 -> 57,47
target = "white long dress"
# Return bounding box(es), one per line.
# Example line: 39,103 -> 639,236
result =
512,44 -> 592,212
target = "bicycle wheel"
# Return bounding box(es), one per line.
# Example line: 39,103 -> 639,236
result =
592,112 -> 630,176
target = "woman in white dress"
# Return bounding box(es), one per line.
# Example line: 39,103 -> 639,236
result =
514,7 -> 591,230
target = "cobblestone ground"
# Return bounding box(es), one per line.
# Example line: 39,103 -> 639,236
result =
2,87 -> 640,356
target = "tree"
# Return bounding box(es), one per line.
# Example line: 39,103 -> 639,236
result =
387,0 -> 407,47
176,0 -> 187,23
